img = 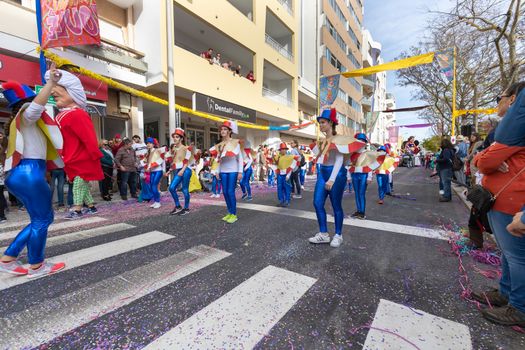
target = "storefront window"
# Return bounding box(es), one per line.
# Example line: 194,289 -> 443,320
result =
209,127 -> 220,147
144,121 -> 159,141
186,127 -> 205,151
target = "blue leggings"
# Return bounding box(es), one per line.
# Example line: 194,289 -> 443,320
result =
351,172 -> 368,213
4,159 -> 53,264
376,174 -> 390,200
211,176 -> 222,195
220,172 -> 238,215
268,169 -> 275,187
300,169 -> 306,185
240,167 -> 252,197
313,165 -> 347,235
140,174 -> 153,201
149,171 -> 163,203
277,174 -> 291,203
169,168 -> 191,209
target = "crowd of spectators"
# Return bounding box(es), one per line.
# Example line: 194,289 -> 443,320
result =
200,48 -> 256,83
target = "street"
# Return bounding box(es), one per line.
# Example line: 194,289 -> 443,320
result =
0,167 -> 523,350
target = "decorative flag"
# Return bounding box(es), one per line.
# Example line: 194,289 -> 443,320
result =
342,52 -> 435,78
40,0 -> 101,49
319,75 -> 340,107
436,49 -> 454,82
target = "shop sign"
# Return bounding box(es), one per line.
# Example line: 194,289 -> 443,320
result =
193,93 -> 256,124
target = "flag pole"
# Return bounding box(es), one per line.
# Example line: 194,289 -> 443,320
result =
451,46 -> 457,137
35,0 -> 47,84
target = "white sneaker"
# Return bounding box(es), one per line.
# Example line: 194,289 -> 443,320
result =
150,203 -> 156,208
308,232 -> 330,244
215,194 -> 221,198
152,202 -> 161,209
330,235 -> 343,248
209,193 -> 215,198
439,190 -> 444,195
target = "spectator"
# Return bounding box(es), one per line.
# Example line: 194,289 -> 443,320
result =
454,135 -> 468,185
49,168 -> 66,209
201,48 -> 213,61
114,139 -> 138,200
212,53 -> 221,66
111,134 -> 124,156
435,138 -> 455,202
199,166 -> 213,192
471,81 -> 525,327
467,133 -> 483,186
234,64 -> 242,76
289,139 -> 302,199
222,60 -> 230,70
246,70 -> 256,83
99,139 -> 114,201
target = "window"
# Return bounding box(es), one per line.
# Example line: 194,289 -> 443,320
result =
347,1 -> 361,28
328,0 -> 347,25
336,111 -> 347,126
347,27 -> 361,50
325,48 -> 345,72
348,96 -> 361,112
99,19 -> 125,45
325,18 -> 347,53
348,77 -> 361,92
338,89 -> 348,103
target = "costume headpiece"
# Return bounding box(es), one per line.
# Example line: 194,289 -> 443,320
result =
221,120 -> 238,134
279,142 -> 289,150
172,128 -> 185,138
316,108 -> 338,125
45,69 -> 87,108
354,133 -> 368,143
1,81 -> 36,108
146,137 -> 155,144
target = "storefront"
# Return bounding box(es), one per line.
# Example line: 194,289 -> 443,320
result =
0,53 -> 108,136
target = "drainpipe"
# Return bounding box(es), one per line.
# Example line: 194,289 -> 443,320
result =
166,0 -> 177,137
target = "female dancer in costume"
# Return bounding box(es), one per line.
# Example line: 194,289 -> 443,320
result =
167,128 -> 193,216
0,77 -> 65,277
210,121 -> 243,224
349,133 -> 372,219
374,146 -> 390,204
274,142 -> 299,207
308,109 -> 366,248
209,156 -> 222,198
143,137 -> 164,209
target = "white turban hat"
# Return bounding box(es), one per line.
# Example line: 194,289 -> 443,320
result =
45,69 -> 87,109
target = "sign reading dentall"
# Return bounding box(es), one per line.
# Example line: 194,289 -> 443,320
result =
193,93 -> 256,124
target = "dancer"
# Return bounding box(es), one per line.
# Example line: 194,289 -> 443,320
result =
240,140 -> 253,201
374,146 -> 391,204
0,79 -> 65,277
143,137 -> 164,209
308,109 -> 366,248
167,128 -> 193,215
274,142 -> 299,207
45,69 -> 103,219
209,155 -> 222,198
210,120 -> 243,224
349,133 -> 373,219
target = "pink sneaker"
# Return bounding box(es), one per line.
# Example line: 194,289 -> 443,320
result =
27,261 -> 66,278
0,260 -> 28,276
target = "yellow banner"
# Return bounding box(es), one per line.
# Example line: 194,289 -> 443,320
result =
453,108 -> 497,117
342,52 -> 435,78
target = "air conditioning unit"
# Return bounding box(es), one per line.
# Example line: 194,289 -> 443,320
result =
118,91 -> 131,113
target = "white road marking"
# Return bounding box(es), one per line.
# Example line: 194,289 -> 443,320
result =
363,299 -> 472,349
0,216 -> 108,241
0,245 -> 231,349
0,231 -> 172,291
0,223 -> 135,252
145,265 -> 317,350
195,199 -> 447,240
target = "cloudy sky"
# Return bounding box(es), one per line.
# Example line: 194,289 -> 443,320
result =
363,0 -> 454,141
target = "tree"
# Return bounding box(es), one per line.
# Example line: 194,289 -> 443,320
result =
422,135 -> 442,152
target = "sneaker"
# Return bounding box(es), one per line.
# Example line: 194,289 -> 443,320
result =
246,196 -> 253,201
439,196 -> 451,202
86,206 -> 98,215
177,208 -> 190,216
293,194 -> 302,199
350,211 -> 360,218
308,232 -> 330,244
152,202 -> 161,209
150,202 -> 156,208
209,193 -> 215,198
27,261 -> 65,278
241,193 -> 248,200
170,206 -> 183,215
471,288 -> 509,307
378,200 -> 384,204
277,202 -> 284,207
0,260 -> 28,275
226,214 -> 238,224
222,214 -> 232,221
65,211 -> 83,220
121,196 -> 128,201
357,212 -> 366,220
439,190 -> 445,195
481,305 -> 525,327
330,234 -> 343,247
0,217 -> 7,224
301,185 -> 305,190
283,202 -> 290,207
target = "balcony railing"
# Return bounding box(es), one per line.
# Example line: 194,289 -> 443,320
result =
265,34 -> 293,61
262,87 -> 293,107
276,0 -> 293,15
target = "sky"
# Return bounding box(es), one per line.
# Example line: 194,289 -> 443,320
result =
363,0 -> 454,142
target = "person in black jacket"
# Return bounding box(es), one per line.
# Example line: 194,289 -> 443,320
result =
436,138 -> 455,202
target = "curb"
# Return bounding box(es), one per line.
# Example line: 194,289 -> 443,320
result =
452,184 -> 471,210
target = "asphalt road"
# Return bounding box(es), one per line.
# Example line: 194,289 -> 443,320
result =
0,167 -> 522,350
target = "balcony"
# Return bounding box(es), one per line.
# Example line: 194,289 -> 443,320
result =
265,9 -> 294,61
226,0 -> 254,20
362,96 -> 372,106
263,60 -> 294,107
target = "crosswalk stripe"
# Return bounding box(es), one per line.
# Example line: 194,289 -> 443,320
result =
0,245 -> 230,350
144,265 -> 317,349
0,219 -> 30,230
194,199 -> 447,240
0,216 -> 108,241
0,231 -> 172,291
0,223 -> 135,252
363,299 -> 472,349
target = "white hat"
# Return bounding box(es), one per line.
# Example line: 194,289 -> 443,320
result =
45,69 -> 87,109
221,120 -> 238,134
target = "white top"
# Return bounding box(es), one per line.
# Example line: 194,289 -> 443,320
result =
21,102 -> 47,160
243,151 -> 253,171
322,150 -> 344,182
132,142 -> 148,158
219,154 -> 243,173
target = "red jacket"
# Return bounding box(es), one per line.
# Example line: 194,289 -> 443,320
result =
55,108 -> 104,181
474,142 -> 525,215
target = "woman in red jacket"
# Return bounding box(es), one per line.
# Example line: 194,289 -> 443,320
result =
471,82 -> 525,327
